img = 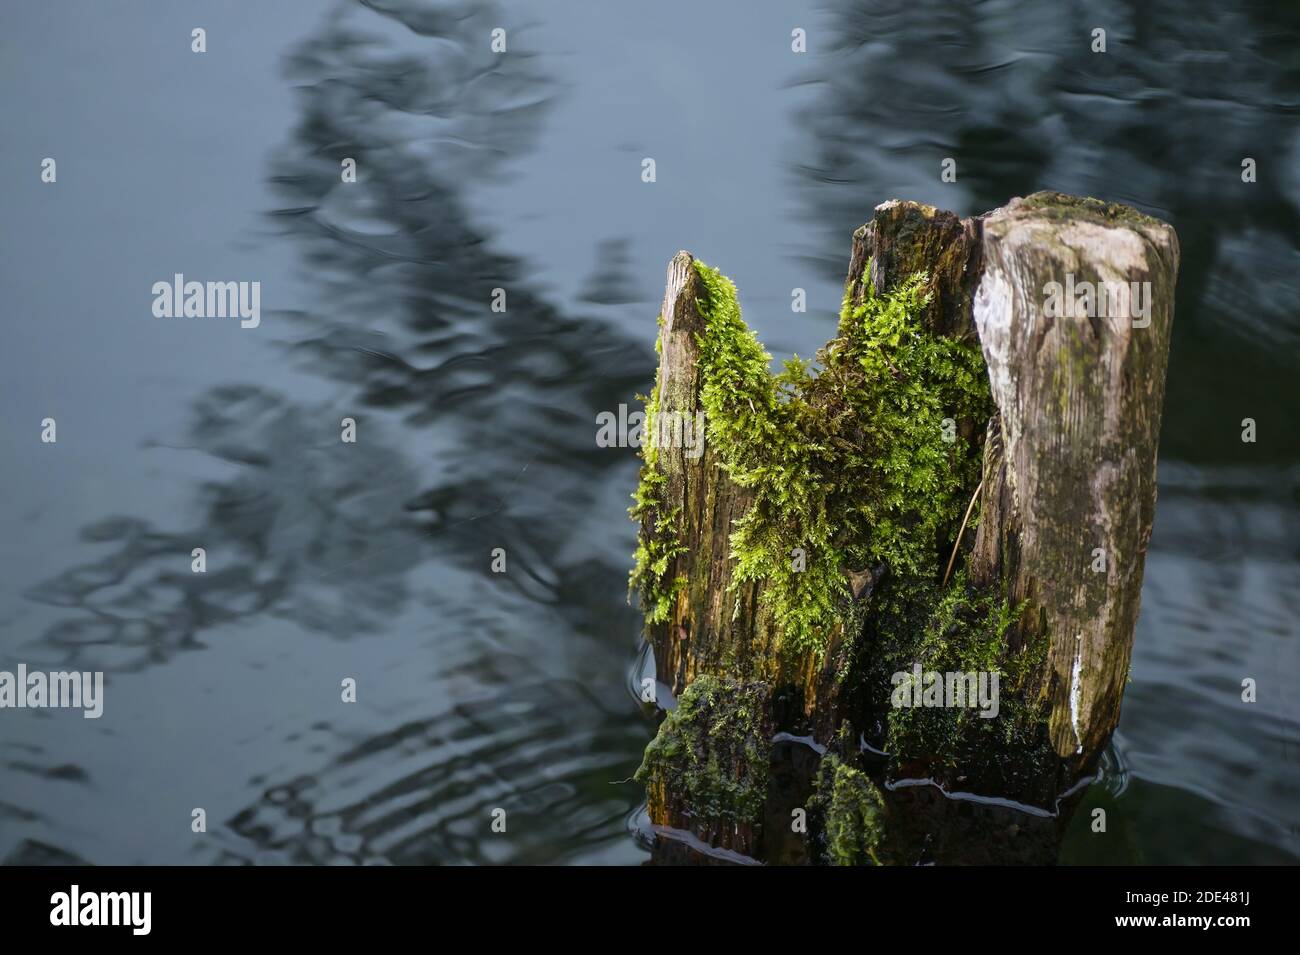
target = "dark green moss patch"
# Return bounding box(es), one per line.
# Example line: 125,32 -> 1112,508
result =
635,675 -> 772,828
809,754 -> 888,865
850,569 -> 1055,796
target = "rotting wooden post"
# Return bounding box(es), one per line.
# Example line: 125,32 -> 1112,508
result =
969,194 -> 1179,770
642,251 -> 776,691
632,192 -> 1178,864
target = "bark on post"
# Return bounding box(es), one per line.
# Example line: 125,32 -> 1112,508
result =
632,192 -> 1178,864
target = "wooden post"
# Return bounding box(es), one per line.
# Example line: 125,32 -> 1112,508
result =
632,192 -> 1178,864
969,194 -> 1179,769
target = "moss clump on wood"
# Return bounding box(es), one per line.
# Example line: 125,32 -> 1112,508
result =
853,569 -> 1052,789
635,675 -> 771,829
810,754 -> 888,865
661,260 -> 993,660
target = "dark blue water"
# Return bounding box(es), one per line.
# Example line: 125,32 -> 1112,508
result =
1,0 -> 1296,864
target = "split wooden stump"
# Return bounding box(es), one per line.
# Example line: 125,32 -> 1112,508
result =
631,192 -> 1178,864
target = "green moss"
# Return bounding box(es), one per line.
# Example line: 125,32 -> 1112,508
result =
865,570 -> 1048,781
628,338 -> 687,623
635,675 -> 771,826
685,259 -> 992,658
810,754 -> 887,865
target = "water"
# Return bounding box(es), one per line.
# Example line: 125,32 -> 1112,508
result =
0,0 -> 1296,865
